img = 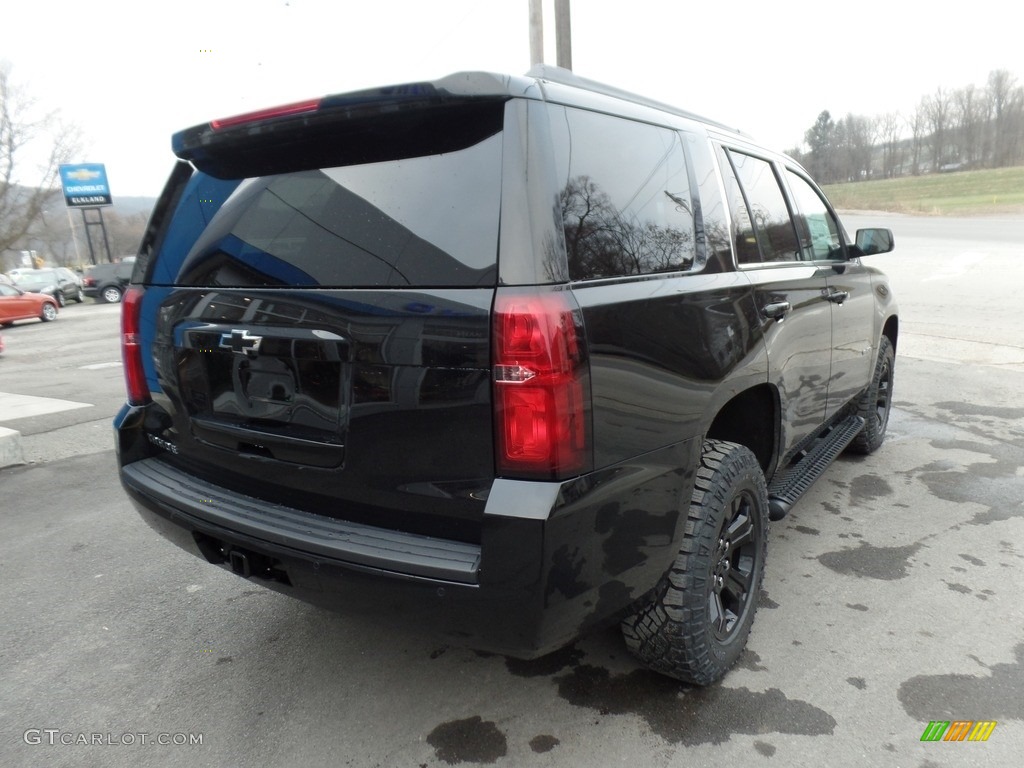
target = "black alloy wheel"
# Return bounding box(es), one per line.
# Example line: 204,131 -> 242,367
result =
848,336 -> 895,455
621,440 -> 769,685
709,489 -> 759,641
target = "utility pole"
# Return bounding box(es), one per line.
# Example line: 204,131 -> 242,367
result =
529,0 -> 544,66
528,0 -> 572,70
554,0 -> 572,71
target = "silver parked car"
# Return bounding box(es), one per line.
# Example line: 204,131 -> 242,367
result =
13,268 -> 85,307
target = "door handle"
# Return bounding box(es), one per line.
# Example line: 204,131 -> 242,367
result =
761,301 -> 791,320
826,290 -> 849,304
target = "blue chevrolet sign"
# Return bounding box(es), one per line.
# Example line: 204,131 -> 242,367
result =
60,163 -> 113,207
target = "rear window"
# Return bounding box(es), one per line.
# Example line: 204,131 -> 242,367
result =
149,113 -> 504,289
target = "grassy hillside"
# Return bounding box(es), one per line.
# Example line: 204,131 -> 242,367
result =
823,166 -> 1024,215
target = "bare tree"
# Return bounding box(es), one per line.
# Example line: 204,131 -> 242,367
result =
797,69 -> 1024,181
953,85 -> 982,166
0,66 -> 80,255
923,88 -> 951,171
840,113 -> 877,181
878,112 -> 903,177
832,118 -> 850,181
1010,87 -> 1024,166
986,70 -> 1024,167
22,189 -> 76,264
559,176 -> 694,278
907,104 -> 927,176
104,210 -> 150,257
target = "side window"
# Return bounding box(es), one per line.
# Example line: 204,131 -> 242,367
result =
685,132 -> 733,273
717,146 -> 761,265
720,148 -> 801,264
548,106 -> 700,280
785,170 -> 844,261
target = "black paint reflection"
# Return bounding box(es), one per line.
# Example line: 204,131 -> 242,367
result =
560,175 -> 697,280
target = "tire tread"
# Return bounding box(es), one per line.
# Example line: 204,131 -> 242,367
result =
621,440 -> 768,685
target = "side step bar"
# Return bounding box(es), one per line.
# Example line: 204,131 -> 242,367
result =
767,415 -> 865,521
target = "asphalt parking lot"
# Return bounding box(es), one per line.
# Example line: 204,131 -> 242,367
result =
1,215 -> 1022,767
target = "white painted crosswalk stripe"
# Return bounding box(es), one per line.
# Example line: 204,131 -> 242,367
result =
0,392 -> 93,421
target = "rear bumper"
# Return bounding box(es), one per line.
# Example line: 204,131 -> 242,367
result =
122,458 -> 481,583
117,410 -> 697,658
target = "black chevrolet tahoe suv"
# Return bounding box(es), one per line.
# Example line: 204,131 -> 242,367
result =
83,260 -> 135,303
117,66 -> 897,685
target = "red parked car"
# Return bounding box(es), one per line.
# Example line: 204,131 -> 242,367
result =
0,283 -> 59,325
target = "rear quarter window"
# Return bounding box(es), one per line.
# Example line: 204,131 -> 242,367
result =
548,106 -> 703,281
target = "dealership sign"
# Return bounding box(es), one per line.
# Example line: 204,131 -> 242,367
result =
59,163 -> 113,207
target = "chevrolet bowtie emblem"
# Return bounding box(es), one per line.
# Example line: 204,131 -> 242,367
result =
66,168 -> 101,181
219,329 -> 263,357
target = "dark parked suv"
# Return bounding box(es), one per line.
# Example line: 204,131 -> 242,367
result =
83,260 -> 134,303
116,67 -> 897,685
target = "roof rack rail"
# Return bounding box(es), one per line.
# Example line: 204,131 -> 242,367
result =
525,64 -> 748,138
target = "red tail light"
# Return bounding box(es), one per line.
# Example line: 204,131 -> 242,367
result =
121,286 -> 151,406
493,290 -> 591,480
210,98 -> 322,130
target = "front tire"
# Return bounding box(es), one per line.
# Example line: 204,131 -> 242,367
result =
621,440 -> 769,686
848,336 -> 894,455
74,288 -> 84,303
40,302 -> 58,322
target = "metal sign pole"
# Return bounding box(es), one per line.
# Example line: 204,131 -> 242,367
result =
80,208 -> 97,265
98,209 -> 113,263
66,207 -> 83,265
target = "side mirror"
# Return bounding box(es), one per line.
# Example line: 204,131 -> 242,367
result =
852,228 -> 894,257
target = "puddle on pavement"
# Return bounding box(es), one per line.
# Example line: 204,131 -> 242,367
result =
556,665 -> 836,747
898,642 -> 1024,721
818,542 -> 922,580
426,715 -> 508,765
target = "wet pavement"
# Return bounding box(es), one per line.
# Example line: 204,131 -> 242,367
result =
2,215 -> 1022,766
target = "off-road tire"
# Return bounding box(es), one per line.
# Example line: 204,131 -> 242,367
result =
848,336 -> 894,455
621,440 -> 769,686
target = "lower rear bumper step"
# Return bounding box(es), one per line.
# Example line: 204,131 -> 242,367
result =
121,458 -> 481,584
767,415 -> 865,521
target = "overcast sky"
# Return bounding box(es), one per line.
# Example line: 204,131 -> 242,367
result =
2,0 -> 1021,197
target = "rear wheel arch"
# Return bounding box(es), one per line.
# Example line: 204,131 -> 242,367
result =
706,384 -> 779,475
882,315 -> 898,353
621,439 -> 769,685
